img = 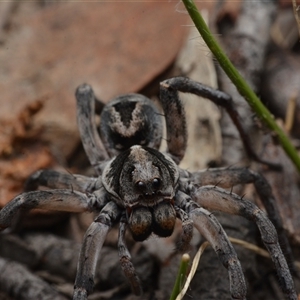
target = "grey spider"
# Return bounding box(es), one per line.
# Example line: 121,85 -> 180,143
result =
0,77 -> 297,300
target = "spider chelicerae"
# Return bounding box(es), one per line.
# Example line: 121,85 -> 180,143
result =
0,77 -> 297,300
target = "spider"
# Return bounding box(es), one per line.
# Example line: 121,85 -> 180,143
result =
0,77 -> 297,300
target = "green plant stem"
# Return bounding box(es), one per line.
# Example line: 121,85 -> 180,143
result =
181,0 -> 300,173
169,253 -> 190,300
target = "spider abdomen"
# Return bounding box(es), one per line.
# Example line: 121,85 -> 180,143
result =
100,94 -> 163,156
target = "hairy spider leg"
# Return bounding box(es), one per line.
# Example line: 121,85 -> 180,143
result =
175,194 -> 248,300
76,84 -> 110,174
190,206 -> 247,300
191,185 -> 297,300
118,215 -> 142,295
24,169 -> 99,193
175,191 -> 247,299
160,77 -> 281,170
159,81 -> 187,165
174,192 -> 194,252
191,166 -> 297,276
0,190 -> 99,230
73,201 -> 122,300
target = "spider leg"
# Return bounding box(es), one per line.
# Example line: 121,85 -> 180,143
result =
118,214 -> 142,295
174,204 -> 193,252
192,185 -> 297,300
160,77 -> 281,170
73,201 -> 122,300
76,84 -> 109,174
0,190 -> 101,230
159,79 -> 187,164
183,201 -> 247,300
191,166 -> 296,275
24,169 -> 99,193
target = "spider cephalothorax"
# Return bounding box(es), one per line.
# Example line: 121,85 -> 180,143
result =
0,77 -> 297,300
103,145 -> 179,206
103,145 -> 179,241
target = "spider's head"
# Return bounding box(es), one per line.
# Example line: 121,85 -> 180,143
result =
99,94 -> 163,157
102,145 -> 179,241
103,145 -> 179,206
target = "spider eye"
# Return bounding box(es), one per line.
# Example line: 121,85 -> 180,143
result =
115,144 -> 124,150
152,178 -> 161,190
135,181 -> 146,191
129,167 -> 135,176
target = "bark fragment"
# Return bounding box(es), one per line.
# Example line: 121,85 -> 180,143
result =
217,0 -> 277,166
0,257 -> 68,300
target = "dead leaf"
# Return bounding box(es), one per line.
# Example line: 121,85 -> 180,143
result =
0,100 -> 56,206
0,2 -> 188,158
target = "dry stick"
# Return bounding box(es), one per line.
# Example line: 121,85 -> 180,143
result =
0,257 -> 68,300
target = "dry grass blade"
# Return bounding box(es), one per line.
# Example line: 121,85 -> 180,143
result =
175,237 -> 300,300
229,236 -> 269,258
175,241 -> 209,300
228,237 -> 300,270
285,92 -> 297,133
